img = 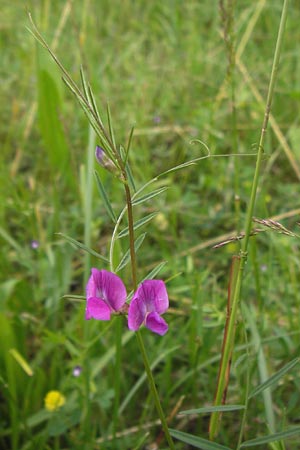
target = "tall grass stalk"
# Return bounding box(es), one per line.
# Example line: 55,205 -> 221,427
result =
209,0 -> 290,439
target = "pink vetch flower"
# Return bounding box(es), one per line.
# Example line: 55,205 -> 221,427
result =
85,269 -> 127,321
128,280 -> 169,336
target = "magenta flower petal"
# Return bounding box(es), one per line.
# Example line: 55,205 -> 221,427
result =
139,280 -> 169,314
127,295 -> 146,331
128,279 -> 169,334
85,297 -> 111,320
85,269 -> 127,321
145,311 -> 168,336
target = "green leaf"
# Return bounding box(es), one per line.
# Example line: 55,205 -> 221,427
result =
118,212 -> 157,238
79,65 -> 90,101
248,357 -> 300,399
115,233 -> 146,272
61,76 -> 115,160
143,261 -> 167,280
125,161 -> 136,192
88,83 -> 105,129
57,233 -> 108,262
179,405 -> 245,415
240,427 -> 300,447
9,349 -> 34,377
132,187 -> 168,205
94,170 -> 117,223
36,47 -> 73,188
124,125 -> 135,165
169,429 -> 233,450
106,103 -> 116,149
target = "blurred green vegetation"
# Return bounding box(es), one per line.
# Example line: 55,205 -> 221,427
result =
1,1 -> 300,449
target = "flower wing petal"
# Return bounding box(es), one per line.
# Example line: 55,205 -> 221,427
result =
85,297 -> 111,320
145,311 -> 168,335
128,295 -> 146,331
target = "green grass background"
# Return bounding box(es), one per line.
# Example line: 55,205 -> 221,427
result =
1,1 -> 300,449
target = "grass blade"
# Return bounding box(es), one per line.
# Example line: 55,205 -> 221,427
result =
79,64 -> 90,101
36,47 -> 72,188
169,429 -> 233,450
94,170 -> 117,223
143,262 -> 167,280
57,232 -> 108,262
115,233 -> 146,272
179,405 -> 245,415
106,103 -> 116,149
124,125 -> 135,165
9,349 -> 34,377
248,357 -> 300,399
118,212 -> 157,238
240,427 -> 300,447
132,187 -> 168,206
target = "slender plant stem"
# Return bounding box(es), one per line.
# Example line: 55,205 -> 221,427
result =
209,0 -> 289,439
124,183 -> 137,289
135,331 -> 175,449
122,170 -> 175,449
113,317 -> 122,439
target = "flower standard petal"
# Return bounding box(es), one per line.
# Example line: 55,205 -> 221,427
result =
85,269 -> 127,321
97,269 -> 127,311
145,312 -> 168,336
128,295 -> 146,331
128,279 -> 169,334
85,297 -> 111,320
139,280 -> 169,314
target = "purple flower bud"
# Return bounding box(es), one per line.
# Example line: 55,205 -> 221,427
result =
30,240 -> 39,249
73,365 -> 82,377
153,115 -> 162,124
95,146 -> 116,173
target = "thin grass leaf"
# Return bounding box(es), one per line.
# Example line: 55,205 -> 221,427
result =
179,405 -> 245,415
157,154 -> 211,178
79,65 -> 90,101
158,160 -> 197,177
9,349 -> 34,377
120,346 -> 179,414
240,427 -> 300,447
36,48 -> 72,188
125,161 -> 136,192
115,233 -> 146,272
124,125 -> 135,165
248,357 -> 300,399
94,170 -> 117,223
132,187 -> 168,206
88,82 -> 105,129
57,232 -> 108,262
169,429 -> 233,450
28,16 -> 117,166
106,103 -> 116,149
91,330 -> 134,377
243,304 -> 276,432
143,261 -> 167,280
118,212 -> 157,238
62,294 -> 85,302
0,227 -> 23,253
61,76 -> 114,159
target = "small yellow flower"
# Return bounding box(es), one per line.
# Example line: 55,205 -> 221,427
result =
44,390 -> 66,412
